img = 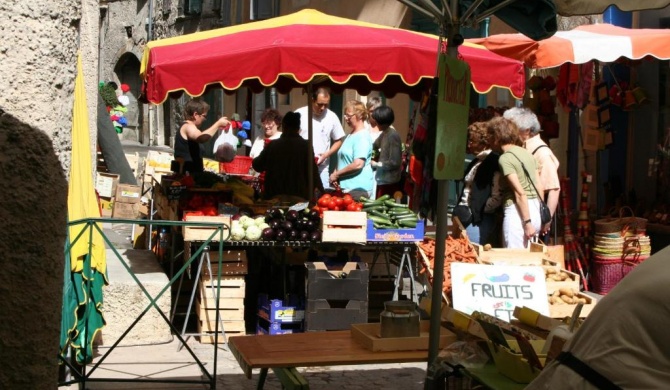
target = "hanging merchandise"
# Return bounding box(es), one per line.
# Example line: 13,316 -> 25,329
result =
559,177 -> 588,291
525,71 -> 561,139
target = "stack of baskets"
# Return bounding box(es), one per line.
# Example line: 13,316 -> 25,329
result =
591,207 -> 650,294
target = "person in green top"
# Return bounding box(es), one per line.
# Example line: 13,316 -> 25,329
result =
486,117 -> 544,248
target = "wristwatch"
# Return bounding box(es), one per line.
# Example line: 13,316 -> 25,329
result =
523,219 -> 532,225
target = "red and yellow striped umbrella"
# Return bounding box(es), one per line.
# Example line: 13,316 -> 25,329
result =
140,8 -> 525,104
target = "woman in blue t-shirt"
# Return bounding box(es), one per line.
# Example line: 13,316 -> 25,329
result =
329,100 -> 373,199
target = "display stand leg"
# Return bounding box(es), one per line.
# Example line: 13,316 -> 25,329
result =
392,246 -> 417,303
175,245 -> 228,351
257,368 -> 268,390
369,247 -> 392,279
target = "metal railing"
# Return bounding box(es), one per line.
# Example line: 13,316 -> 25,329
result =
59,217 -> 231,389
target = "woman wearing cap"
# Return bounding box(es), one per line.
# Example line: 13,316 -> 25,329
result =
249,109 -> 282,159
176,98 -> 229,173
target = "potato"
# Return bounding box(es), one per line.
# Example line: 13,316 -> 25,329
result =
549,296 -> 559,305
545,267 -> 557,275
559,288 -> 575,298
552,290 -> 560,298
575,298 -> 587,304
483,243 -> 492,251
560,295 -> 574,304
559,272 -> 570,280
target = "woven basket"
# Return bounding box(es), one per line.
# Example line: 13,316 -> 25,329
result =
594,206 -> 647,235
590,255 -> 626,294
591,236 -> 649,294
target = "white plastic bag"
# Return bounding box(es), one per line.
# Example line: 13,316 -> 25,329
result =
213,128 -> 238,162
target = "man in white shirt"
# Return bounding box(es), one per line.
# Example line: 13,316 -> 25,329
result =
296,87 -> 345,190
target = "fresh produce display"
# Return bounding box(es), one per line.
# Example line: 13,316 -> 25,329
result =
181,193 -> 227,216
313,193 -> 363,215
359,194 -> 419,229
418,236 -> 478,300
548,288 -> 588,305
230,215 -> 270,241
260,207 -> 322,242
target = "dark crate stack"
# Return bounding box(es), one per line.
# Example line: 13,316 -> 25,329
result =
304,262 -> 369,331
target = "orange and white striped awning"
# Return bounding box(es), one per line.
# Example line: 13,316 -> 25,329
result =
469,23 -> 670,69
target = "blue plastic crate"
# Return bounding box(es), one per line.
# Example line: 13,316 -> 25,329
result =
257,293 -> 305,323
366,219 -> 425,242
256,317 -> 303,335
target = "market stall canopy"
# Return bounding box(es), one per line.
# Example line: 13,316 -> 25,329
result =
140,8 -> 526,104
553,0 -> 670,16
469,24 -> 670,69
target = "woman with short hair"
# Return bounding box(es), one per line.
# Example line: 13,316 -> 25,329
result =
330,100 -> 373,199
487,117 -> 542,248
370,105 -> 403,199
249,108 -> 282,159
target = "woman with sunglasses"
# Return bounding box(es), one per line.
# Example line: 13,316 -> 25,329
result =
329,100 -> 374,199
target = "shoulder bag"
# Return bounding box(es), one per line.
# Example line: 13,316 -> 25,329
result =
507,152 -> 552,225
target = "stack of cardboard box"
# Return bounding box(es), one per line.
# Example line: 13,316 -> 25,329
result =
95,172 -> 120,217
112,183 -> 142,219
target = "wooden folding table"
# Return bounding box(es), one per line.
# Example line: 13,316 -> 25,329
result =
229,331 -> 429,389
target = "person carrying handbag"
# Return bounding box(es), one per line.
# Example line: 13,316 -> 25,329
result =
503,107 -> 560,237
453,122 -> 503,245
487,117 -> 544,248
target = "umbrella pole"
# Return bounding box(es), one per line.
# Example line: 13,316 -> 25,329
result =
307,85 -> 314,199
425,17 -> 460,388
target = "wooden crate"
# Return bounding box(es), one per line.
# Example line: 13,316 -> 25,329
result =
196,297 -> 245,321
197,320 -> 246,343
183,215 -> 231,242
321,211 -> 367,243
542,261 -> 580,294
198,277 -> 246,302
475,242 -> 548,266
198,319 -> 246,333
201,250 -> 248,277
548,292 -> 597,318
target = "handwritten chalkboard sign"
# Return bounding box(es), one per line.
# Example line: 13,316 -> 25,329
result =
451,263 -> 549,322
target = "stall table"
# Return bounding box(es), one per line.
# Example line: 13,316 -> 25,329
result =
228,330 -> 429,389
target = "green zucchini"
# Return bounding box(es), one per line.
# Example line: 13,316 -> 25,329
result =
397,219 -> 418,228
373,194 -> 391,203
362,204 -> 386,212
368,214 -> 393,225
366,209 -> 391,219
384,200 -> 409,208
388,210 -> 416,217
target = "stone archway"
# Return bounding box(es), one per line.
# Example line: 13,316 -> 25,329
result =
114,52 -> 144,143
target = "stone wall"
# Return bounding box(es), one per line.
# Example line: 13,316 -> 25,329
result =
0,0 -> 98,388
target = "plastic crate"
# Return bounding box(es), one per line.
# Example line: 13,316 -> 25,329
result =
220,156 -> 253,175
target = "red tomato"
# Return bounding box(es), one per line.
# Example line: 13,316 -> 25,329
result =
317,197 -> 330,208
313,205 -> 321,213
321,194 -> 332,200
328,199 -> 338,210
334,197 -> 344,206
342,194 -> 353,206
354,203 -> 363,211
346,202 -> 357,211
